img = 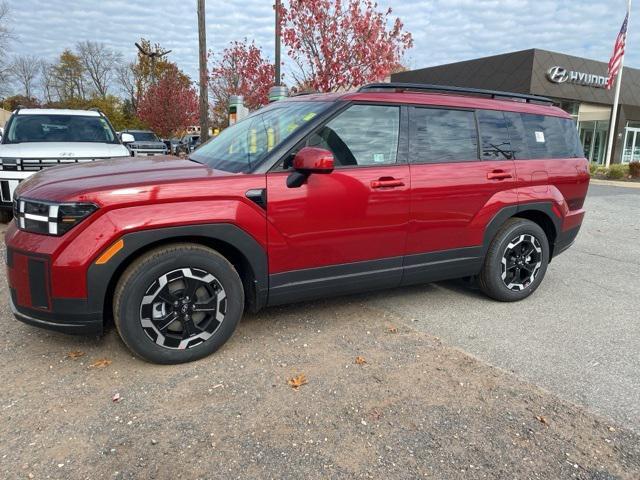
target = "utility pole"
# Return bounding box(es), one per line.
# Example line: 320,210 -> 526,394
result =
269,0 -> 288,102
275,0 -> 281,86
197,0 -> 209,143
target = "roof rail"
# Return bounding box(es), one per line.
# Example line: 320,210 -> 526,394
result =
358,83 -> 554,105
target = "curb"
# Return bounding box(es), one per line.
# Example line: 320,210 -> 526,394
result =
590,178 -> 640,189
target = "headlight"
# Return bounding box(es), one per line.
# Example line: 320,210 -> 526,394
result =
14,197 -> 98,236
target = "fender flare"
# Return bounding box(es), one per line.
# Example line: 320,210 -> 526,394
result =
482,202 -> 561,255
86,223 -> 269,316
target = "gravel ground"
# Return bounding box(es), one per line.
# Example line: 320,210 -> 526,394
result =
1,184 -> 639,479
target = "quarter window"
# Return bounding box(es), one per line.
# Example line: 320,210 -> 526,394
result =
307,105 -> 400,166
520,114 -> 582,159
410,108 -> 478,163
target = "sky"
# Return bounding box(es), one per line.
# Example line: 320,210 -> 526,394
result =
2,0 -> 636,90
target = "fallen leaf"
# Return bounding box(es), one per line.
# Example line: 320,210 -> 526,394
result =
387,327 -> 398,334
111,392 -> 121,403
287,373 -> 308,390
89,359 -> 112,369
536,415 -> 548,425
355,356 -> 367,365
66,351 -> 85,359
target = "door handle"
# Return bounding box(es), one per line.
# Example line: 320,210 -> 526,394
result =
487,170 -> 513,180
371,178 -> 405,188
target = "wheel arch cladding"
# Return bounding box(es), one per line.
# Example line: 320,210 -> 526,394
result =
483,203 -> 561,259
87,224 -> 269,326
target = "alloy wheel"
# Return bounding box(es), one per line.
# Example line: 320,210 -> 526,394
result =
500,234 -> 543,291
139,267 -> 227,349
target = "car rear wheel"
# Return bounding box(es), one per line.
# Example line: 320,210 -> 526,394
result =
114,243 -> 244,364
479,218 -> 549,302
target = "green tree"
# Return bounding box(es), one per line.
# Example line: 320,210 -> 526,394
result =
52,50 -> 87,101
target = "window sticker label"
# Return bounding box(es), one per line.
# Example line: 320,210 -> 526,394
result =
373,153 -> 386,163
535,131 -> 545,143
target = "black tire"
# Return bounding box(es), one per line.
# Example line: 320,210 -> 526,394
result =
0,210 -> 12,224
479,218 -> 549,302
114,243 -> 244,364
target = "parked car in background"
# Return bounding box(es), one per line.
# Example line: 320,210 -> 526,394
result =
4,83 -> 589,364
0,108 -> 130,222
120,129 -> 167,157
164,137 -> 182,156
175,134 -> 201,156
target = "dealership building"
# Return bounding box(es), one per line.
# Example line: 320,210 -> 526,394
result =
392,49 -> 640,165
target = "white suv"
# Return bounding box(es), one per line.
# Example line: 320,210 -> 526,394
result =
0,108 -> 131,222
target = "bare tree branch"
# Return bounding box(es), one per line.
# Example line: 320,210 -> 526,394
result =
76,41 -> 122,97
9,54 -> 41,98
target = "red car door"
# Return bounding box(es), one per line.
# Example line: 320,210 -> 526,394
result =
266,104 -> 410,305
404,107 -> 518,285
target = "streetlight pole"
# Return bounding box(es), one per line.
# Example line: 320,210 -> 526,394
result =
197,0 -> 209,143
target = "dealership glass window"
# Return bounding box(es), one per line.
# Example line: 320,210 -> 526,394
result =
477,110 -> 513,160
409,108 -> 478,163
307,105 -> 400,166
579,120 -> 609,164
623,121 -> 640,164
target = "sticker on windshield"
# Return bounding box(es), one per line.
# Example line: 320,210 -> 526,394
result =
373,153 -> 386,163
535,131 -> 545,143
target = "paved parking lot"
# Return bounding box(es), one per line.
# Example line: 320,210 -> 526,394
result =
367,183 -> 640,431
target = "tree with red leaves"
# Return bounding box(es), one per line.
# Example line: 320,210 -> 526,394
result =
208,40 -> 275,127
136,68 -> 199,138
280,0 -> 413,92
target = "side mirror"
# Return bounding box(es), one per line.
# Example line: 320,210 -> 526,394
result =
293,147 -> 335,173
287,147 -> 335,188
121,133 -> 135,144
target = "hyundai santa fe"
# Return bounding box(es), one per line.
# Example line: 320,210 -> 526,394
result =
5,83 -> 590,364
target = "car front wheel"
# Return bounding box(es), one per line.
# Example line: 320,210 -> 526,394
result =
114,243 -> 244,364
479,218 -> 549,302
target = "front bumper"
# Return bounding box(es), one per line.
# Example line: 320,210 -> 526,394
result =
7,245 -> 103,336
10,295 -> 103,335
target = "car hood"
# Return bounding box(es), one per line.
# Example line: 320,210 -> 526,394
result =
15,155 -> 230,204
0,142 -> 130,159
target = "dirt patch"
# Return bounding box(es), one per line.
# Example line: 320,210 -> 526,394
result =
1,290 -> 639,479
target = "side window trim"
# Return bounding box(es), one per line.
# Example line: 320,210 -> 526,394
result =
409,105 -> 481,164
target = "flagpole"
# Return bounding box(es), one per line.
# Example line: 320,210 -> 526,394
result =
605,0 -> 631,168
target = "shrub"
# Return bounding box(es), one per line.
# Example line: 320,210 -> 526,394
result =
606,164 -> 626,180
629,162 -> 640,178
589,162 -> 600,175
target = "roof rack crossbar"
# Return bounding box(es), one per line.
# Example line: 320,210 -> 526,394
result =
358,83 -> 553,105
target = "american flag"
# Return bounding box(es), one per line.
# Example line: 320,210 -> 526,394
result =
606,12 -> 629,90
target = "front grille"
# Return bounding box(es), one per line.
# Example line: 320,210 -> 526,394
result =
0,157 -> 112,172
1,180 -> 20,203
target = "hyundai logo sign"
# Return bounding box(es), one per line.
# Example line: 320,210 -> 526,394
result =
547,66 -> 608,88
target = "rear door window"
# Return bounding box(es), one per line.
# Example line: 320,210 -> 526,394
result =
477,110 -> 513,160
504,112 -> 530,160
409,107 -> 478,163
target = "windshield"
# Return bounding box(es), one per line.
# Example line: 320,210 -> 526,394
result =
190,101 -> 330,173
3,114 -> 118,144
130,131 -> 159,142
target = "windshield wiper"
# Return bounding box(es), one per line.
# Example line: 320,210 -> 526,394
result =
187,156 -> 203,164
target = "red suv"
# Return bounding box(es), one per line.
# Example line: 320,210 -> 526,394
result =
5,83 -> 589,364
